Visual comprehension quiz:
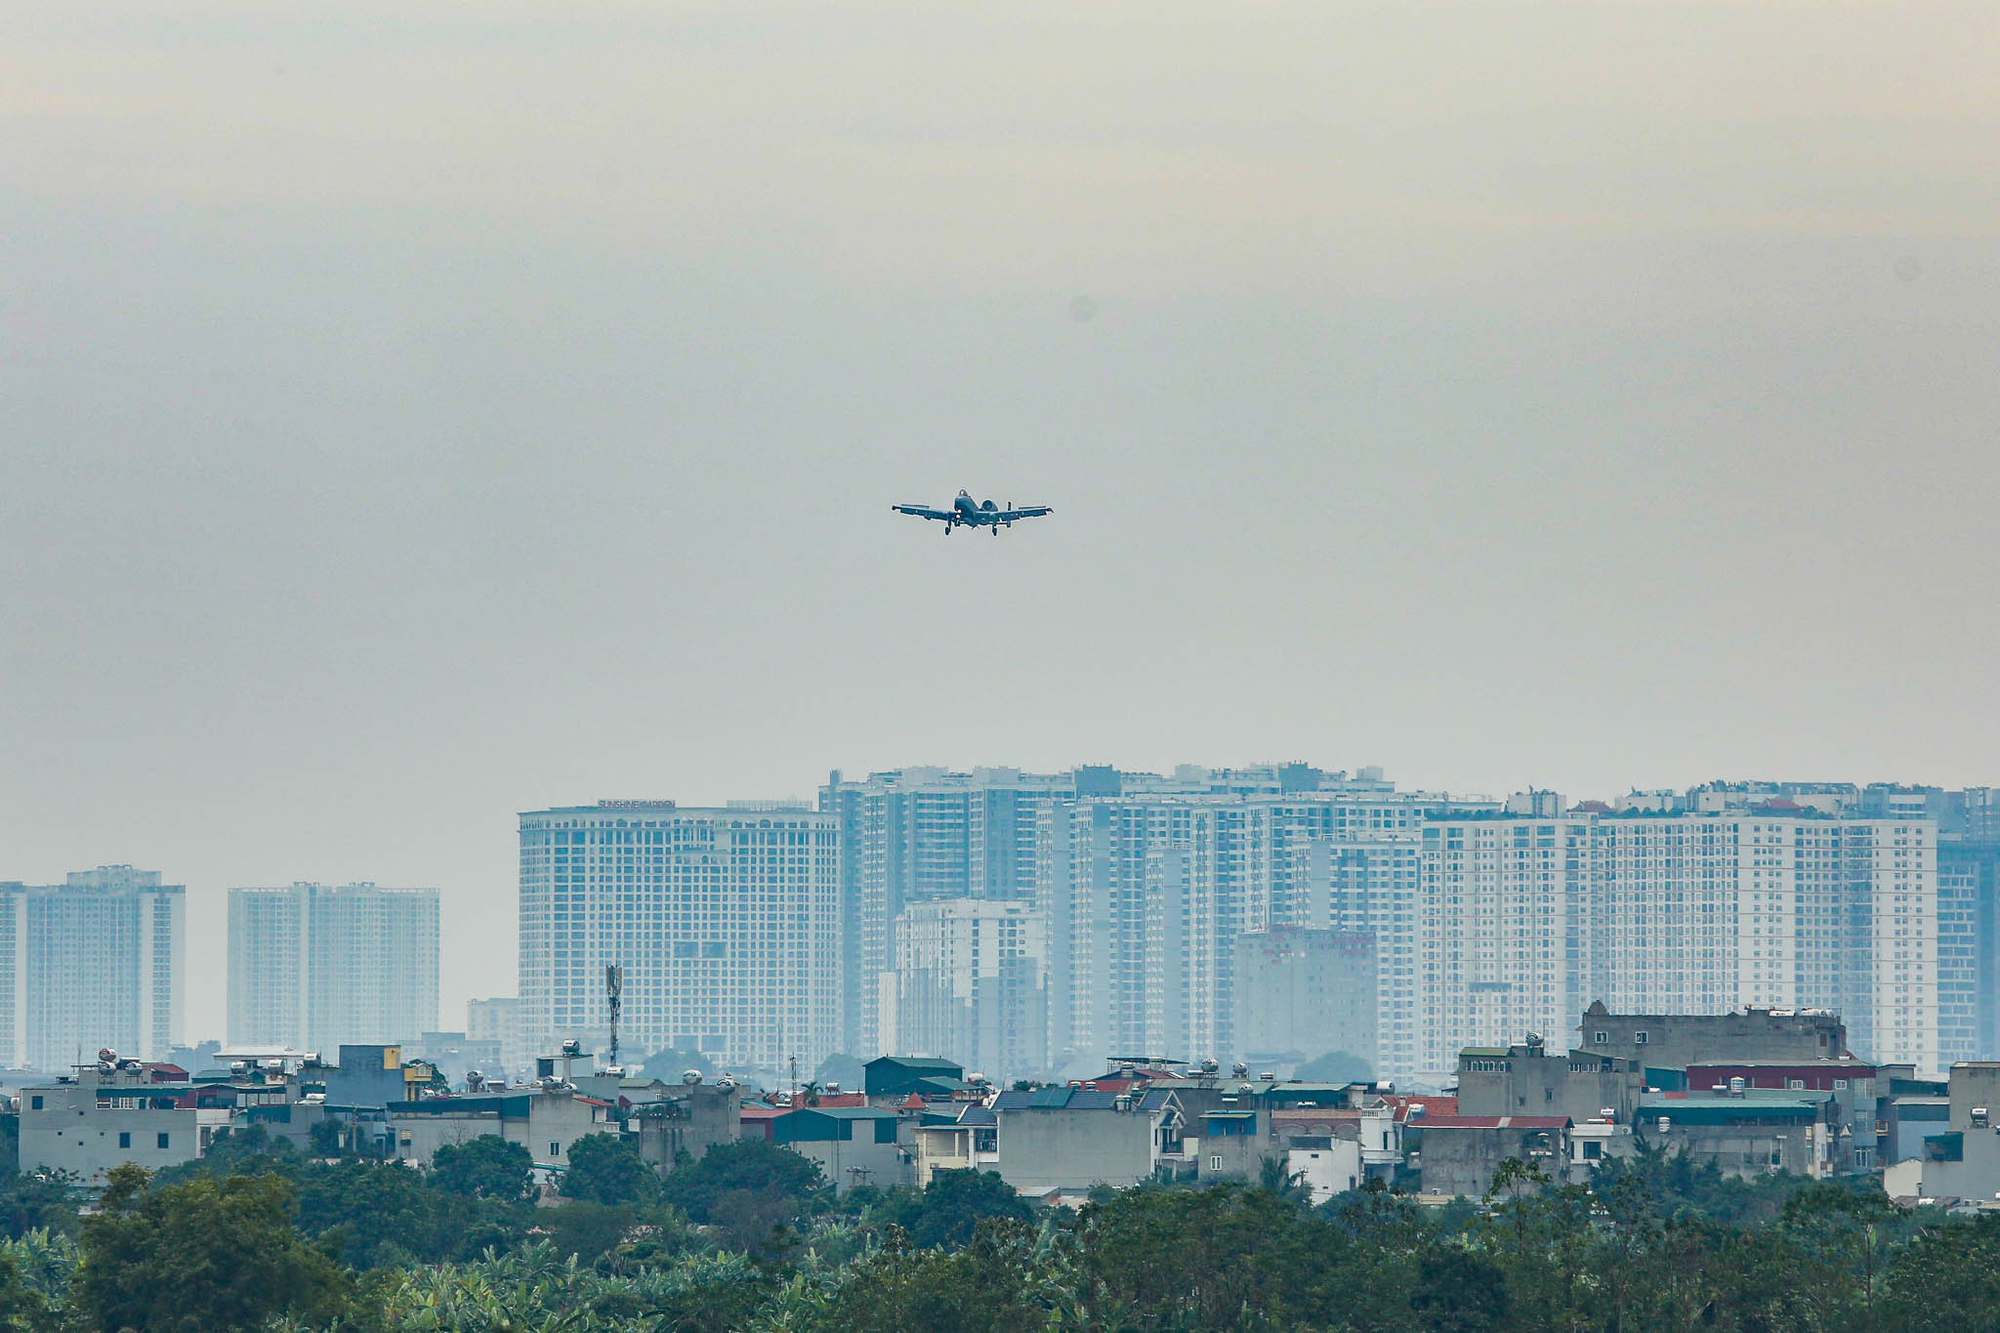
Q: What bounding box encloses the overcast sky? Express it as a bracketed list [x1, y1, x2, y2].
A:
[4, 2, 1998, 1041]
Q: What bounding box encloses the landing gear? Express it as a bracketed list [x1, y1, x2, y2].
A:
[990, 526, 999, 537]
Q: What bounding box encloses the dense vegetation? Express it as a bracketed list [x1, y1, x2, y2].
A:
[0, 1133, 1996, 1330]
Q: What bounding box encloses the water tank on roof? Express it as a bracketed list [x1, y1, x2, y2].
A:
[97, 1048, 117, 1063]
[683, 1070, 702, 1086]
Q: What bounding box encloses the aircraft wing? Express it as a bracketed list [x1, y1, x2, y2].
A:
[997, 505, 1053, 522]
[893, 504, 956, 522]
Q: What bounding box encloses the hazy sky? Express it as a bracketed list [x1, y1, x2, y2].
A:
[4, 2, 1998, 1040]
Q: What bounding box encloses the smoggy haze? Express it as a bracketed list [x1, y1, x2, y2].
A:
[4, 2, 1998, 1039]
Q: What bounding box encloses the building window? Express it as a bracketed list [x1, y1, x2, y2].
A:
[1593, 1031, 1609, 1045]
[118, 1132, 131, 1149]
[1634, 1032, 1649, 1046]
[1209, 1155, 1223, 1171]
[157, 1133, 170, 1150]
[551, 1142, 561, 1157]
[28, 1096, 41, 1111]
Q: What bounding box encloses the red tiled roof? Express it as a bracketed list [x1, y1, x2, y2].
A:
[1389, 1094, 1458, 1121]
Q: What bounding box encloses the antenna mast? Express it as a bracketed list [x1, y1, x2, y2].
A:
[605, 963, 624, 1068]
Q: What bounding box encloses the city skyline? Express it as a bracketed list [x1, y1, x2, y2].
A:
[7, 2, 1999, 1064]
[3, 764, 1984, 1064]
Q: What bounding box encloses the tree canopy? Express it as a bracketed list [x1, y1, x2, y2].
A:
[430, 1133, 535, 1202]
[76, 1165, 353, 1333]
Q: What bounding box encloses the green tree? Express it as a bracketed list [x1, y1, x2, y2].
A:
[867, 1170, 1032, 1251]
[562, 1133, 662, 1207]
[1293, 1050, 1374, 1083]
[1409, 1247, 1509, 1333]
[641, 1047, 716, 1081]
[430, 1134, 535, 1202]
[192, 1122, 300, 1175]
[0, 1172, 79, 1239]
[1882, 1212, 2000, 1332]
[662, 1137, 828, 1258]
[812, 1052, 867, 1091]
[792, 1221, 1063, 1333]
[76, 1164, 354, 1332]
[1074, 1183, 1366, 1329]
[0, 1245, 45, 1332]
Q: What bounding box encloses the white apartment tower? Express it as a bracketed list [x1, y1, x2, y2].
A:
[518, 802, 841, 1075]
[883, 898, 1049, 1082]
[0, 867, 185, 1070]
[1416, 811, 1939, 1078]
[227, 883, 440, 1053]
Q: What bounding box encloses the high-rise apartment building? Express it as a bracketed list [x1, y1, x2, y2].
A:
[1235, 927, 1376, 1068]
[466, 996, 529, 1078]
[0, 867, 184, 1070]
[518, 802, 840, 1075]
[821, 768, 1074, 1057]
[1936, 839, 1999, 1063]
[804, 770, 1972, 1087]
[883, 898, 1048, 1082]
[1417, 810, 1940, 1078]
[227, 883, 440, 1053]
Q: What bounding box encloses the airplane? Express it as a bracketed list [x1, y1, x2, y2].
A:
[892, 490, 1054, 535]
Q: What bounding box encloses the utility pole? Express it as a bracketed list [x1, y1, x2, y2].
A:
[605, 963, 623, 1069]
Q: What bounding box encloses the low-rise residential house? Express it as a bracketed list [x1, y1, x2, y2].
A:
[322, 1045, 431, 1110]
[1286, 1137, 1365, 1204]
[1891, 1063, 2000, 1205]
[1567, 1116, 1632, 1177]
[989, 1086, 1185, 1202]
[1456, 1039, 1644, 1125]
[1576, 1002, 1849, 1077]
[1684, 1062, 1881, 1172]
[629, 1080, 742, 1171]
[19, 1059, 296, 1183]
[744, 1105, 909, 1190]
[912, 1103, 999, 1186]
[1638, 1093, 1824, 1178]
[1879, 1080, 1952, 1168]
[388, 1088, 614, 1171]
[1410, 1115, 1571, 1197]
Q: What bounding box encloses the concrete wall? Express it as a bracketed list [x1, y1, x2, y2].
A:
[995, 1107, 1156, 1194]
[787, 1136, 911, 1191]
[1643, 1122, 1818, 1180]
[1458, 1051, 1642, 1124]
[1920, 1063, 2000, 1201]
[634, 1085, 741, 1171]
[1418, 1125, 1567, 1197]
[1287, 1139, 1364, 1205]
[1576, 1006, 1845, 1076]
[18, 1082, 233, 1182]
[391, 1093, 600, 1169]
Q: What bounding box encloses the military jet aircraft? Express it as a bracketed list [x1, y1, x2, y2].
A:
[893, 490, 1054, 535]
